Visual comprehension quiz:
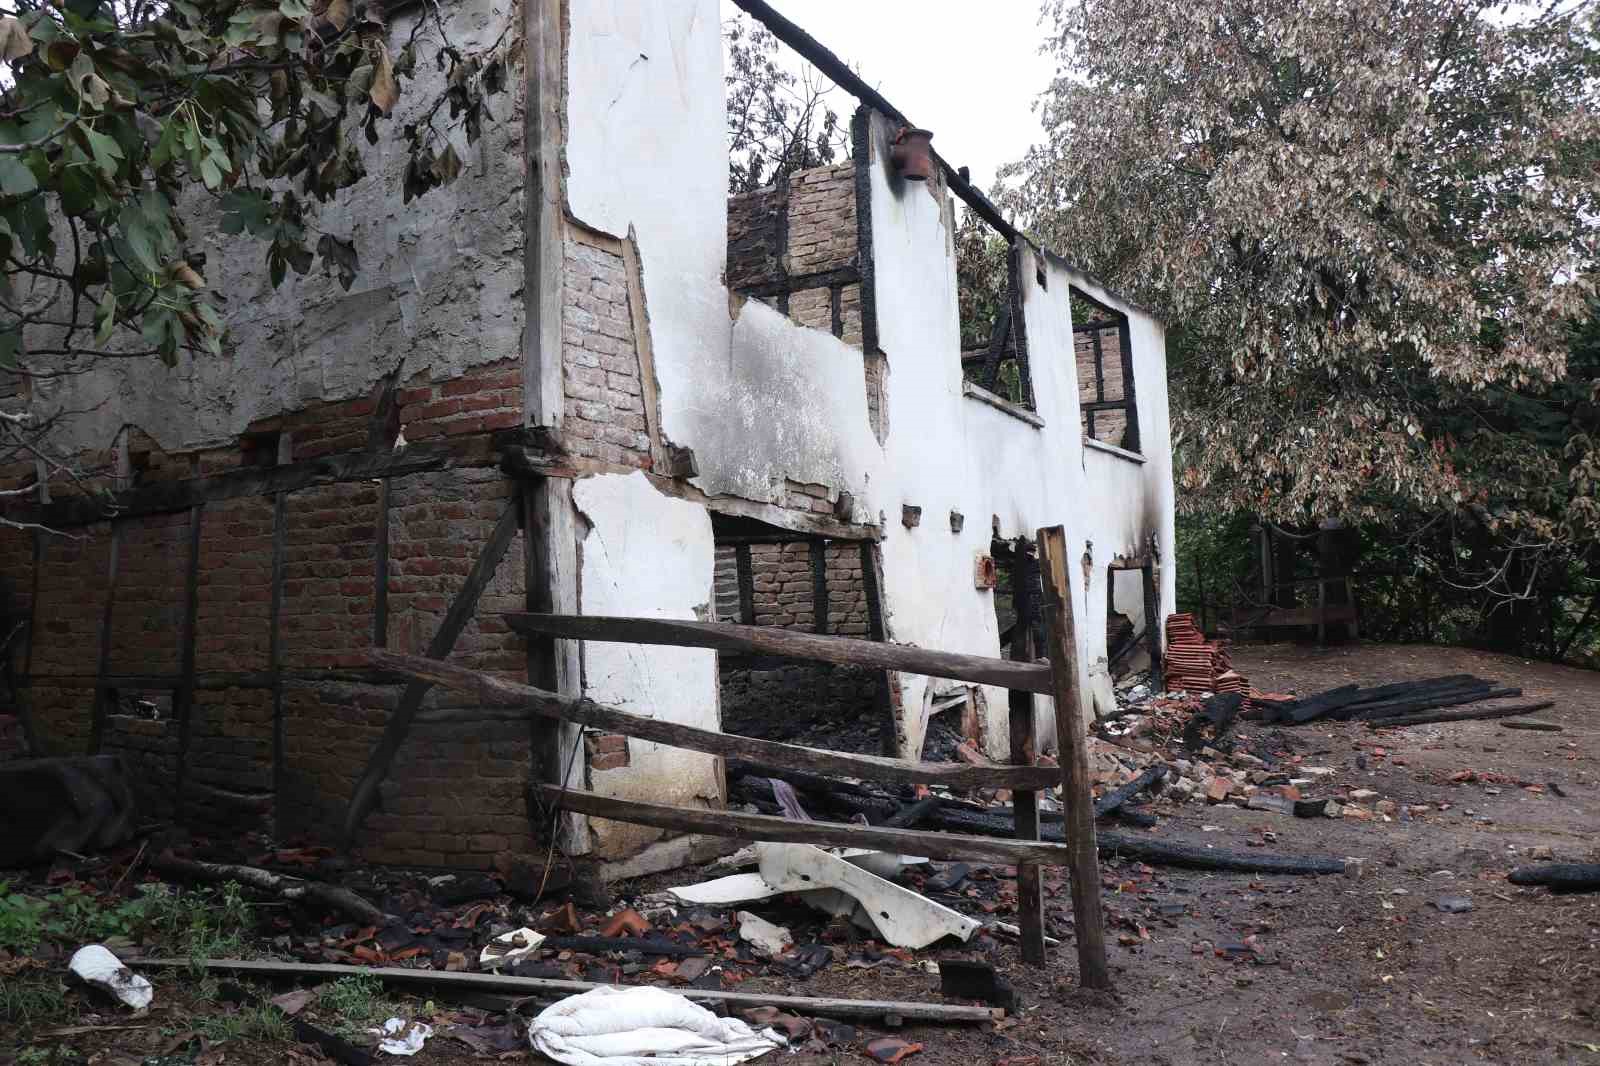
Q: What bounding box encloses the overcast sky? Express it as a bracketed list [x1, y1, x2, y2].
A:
[725, 1, 1060, 191]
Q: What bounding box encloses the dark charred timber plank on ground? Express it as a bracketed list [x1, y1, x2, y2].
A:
[1274, 685, 1362, 725]
[150, 853, 386, 925]
[1093, 764, 1168, 818]
[880, 795, 942, 829]
[503, 613, 1053, 695]
[540, 936, 708, 957]
[131, 958, 1002, 1024]
[372, 650, 1062, 791]
[1499, 720, 1563, 732]
[1352, 685, 1519, 722]
[1342, 675, 1483, 706]
[1508, 863, 1600, 891]
[531, 784, 1083, 866]
[1365, 700, 1554, 729]
[729, 774, 1346, 876]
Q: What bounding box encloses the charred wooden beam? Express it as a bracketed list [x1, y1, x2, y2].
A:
[1365, 699, 1554, 730]
[532, 783, 1080, 866]
[370, 650, 1063, 791]
[503, 613, 1052, 694]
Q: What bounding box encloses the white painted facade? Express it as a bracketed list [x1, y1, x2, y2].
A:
[562, 0, 1175, 835]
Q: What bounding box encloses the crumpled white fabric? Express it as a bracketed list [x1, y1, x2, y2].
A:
[68, 944, 153, 1010]
[529, 986, 785, 1066]
[370, 1017, 433, 1056]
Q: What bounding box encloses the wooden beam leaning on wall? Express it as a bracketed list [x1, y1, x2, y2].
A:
[369, 649, 1063, 791]
[504, 613, 1053, 695]
[340, 498, 524, 847]
[1037, 525, 1111, 991]
[1007, 537, 1046, 965]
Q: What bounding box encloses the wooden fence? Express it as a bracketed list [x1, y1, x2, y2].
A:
[376, 524, 1112, 989]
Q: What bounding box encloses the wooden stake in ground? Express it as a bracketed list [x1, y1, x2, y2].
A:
[1037, 525, 1110, 991]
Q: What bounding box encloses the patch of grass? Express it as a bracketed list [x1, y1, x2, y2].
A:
[0, 881, 48, 953]
[0, 973, 73, 1028]
[194, 1003, 293, 1045]
[140, 881, 253, 974]
[318, 974, 395, 1035]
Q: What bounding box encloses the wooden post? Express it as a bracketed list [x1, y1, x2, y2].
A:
[90, 521, 122, 754]
[735, 544, 756, 625]
[1007, 537, 1046, 965]
[1142, 562, 1162, 681]
[268, 491, 287, 837]
[1036, 525, 1109, 990]
[810, 539, 828, 635]
[174, 505, 204, 819]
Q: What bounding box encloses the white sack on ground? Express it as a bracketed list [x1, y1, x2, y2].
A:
[529, 985, 785, 1066]
[68, 944, 154, 1010]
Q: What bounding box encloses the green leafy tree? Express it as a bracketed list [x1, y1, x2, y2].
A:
[724, 13, 849, 194]
[1005, 0, 1600, 656]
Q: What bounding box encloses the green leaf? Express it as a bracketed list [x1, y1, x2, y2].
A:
[0, 329, 18, 370]
[199, 154, 222, 189]
[150, 119, 181, 169]
[81, 126, 123, 177]
[0, 155, 37, 196]
[94, 289, 116, 344]
[220, 189, 273, 236]
[278, 0, 312, 18]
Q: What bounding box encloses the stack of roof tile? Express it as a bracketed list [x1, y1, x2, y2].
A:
[1162, 613, 1248, 694]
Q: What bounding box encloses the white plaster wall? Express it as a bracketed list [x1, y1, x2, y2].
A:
[571, 471, 721, 859]
[564, 0, 731, 460]
[31, 0, 523, 457]
[559, 2, 1176, 783]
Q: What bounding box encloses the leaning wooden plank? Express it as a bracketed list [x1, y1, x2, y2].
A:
[341, 502, 523, 846]
[371, 650, 1063, 791]
[504, 613, 1053, 695]
[129, 958, 1002, 1024]
[531, 784, 1080, 866]
[1365, 699, 1554, 729]
[1038, 526, 1109, 990]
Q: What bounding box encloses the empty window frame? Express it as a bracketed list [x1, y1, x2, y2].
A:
[958, 217, 1033, 409]
[1072, 289, 1140, 453]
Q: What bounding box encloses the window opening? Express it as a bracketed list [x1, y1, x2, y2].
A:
[958, 217, 1032, 409]
[1072, 288, 1139, 452]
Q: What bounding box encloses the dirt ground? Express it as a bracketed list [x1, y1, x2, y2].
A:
[9, 642, 1600, 1066]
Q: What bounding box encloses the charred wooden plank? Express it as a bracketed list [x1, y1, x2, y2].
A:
[1508, 863, 1600, 891]
[503, 614, 1053, 695]
[1365, 700, 1554, 730]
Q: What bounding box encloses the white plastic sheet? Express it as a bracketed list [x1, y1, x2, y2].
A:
[371, 1018, 433, 1056]
[68, 944, 153, 1010]
[529, 985, 784, 1066]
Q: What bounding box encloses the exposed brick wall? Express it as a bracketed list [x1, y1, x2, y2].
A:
[727, 184, 785, 290]
[195, 496, 275, 673]
[725, 164, 863, 347]
[562, 237, 652, 468]
[785, 164, 857, 275]
[101, 713, 177, 820]
[107, 511, 188, 675]
[1076, 324, 1129, 446]
[281, 482, 381, 671]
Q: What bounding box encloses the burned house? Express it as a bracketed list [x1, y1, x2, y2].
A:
[0, 1, 1174, 871]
